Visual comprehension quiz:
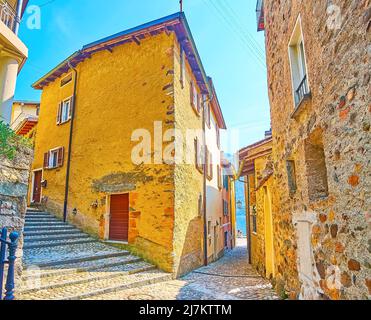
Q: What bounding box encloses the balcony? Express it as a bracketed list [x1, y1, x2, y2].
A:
[256, 0, 265, 32]
[0, 0, 19, 33]
[295, 75, 311, 108]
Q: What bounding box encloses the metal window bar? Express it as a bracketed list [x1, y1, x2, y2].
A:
[295, 75, 309, 107]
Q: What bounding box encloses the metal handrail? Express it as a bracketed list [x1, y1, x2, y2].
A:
[295, 75, 309, 107]
[0, 226, 19, 300]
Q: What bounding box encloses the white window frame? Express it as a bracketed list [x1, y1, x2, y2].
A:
[288, 15, 310, 109]
[48, 148, 59, 169]
[60, 98, 71, 124]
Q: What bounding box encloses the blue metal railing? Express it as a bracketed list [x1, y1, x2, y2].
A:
[0, 227, 19, 300]
[295, 75, 310, 107]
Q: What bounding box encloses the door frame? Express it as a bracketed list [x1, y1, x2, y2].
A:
[30, 168, 43, 204]
[104, 193, 130, 244]
[263, 186, 275, 278]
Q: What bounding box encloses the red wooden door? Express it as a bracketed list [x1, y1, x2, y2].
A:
[109, 194, 129, 242]
[32, 171, 42, 203]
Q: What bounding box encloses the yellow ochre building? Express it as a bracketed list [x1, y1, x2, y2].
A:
[29, 13, 230, 276]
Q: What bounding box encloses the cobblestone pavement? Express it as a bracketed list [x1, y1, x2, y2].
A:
[89, 239, 280, 300]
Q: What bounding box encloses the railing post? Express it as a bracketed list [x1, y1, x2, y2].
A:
[4, 231, 19, 301]
[0, 227, 7, 300]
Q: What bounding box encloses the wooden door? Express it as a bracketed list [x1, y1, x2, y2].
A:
[32, 171, 42, 203]
[109, 194, 129, 242]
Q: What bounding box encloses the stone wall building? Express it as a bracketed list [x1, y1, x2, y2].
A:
[29, 13, 227, 277]
[0, 142, 33, 286]
[258, 0, 370, 299]
[239, 133, 274, 279]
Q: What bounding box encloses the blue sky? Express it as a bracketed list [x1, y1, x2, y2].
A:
[16, 0, 271, 153]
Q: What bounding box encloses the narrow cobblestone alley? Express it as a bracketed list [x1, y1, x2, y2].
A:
[89, 239, 280, 300]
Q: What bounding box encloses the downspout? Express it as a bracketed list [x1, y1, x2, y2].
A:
[14, 0, 24, 35]
[245, 175, 252, 264]
[63, 60, 78, 222]
[202, 96, 208, 266]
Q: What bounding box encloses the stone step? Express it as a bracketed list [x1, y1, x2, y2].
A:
[19, 270, 172, 300]
[27, 208, 44, 212]
[24, 225, 77, 232]
[23, 246, 130, 268]
[24, 229, 83, 237]
[23, 238, 97, 250]
[25, 221, 69, 227]
[25, 216, 62, 222]
[20, 261, 155, 293]
[25, 234, 91, 243]
[22, 254, 143, 280]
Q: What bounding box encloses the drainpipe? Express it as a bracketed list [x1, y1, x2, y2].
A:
[245, 175, 252, 264]
[202, 96, 208, 266]
[14, 0, 24, 35]
[63, 60, 78, 222]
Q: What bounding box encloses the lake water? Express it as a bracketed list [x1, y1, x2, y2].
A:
[235, 180, 247, 237]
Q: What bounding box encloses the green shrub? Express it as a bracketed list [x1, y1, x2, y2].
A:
[0, 121, 31, 160]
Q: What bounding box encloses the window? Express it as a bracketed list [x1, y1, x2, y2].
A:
[194, 138, 203, 173]
[57, 98, 72, 125]
[217, 165, 222, 189]
[223, 175, 229, 191]
[289, 16, 310, 108]
[190, 81, 198, 113]
[204, 102, 211, 128]
[286, 160, 297, 195]
[44, 147, 64, 169]
[216, 126, 220, 149]
[252, 205, 257, 233]
[304, 129, 329, 201]
[207, 221, 211, 235]
[206, 148, 213, 180]
[61, 73, 72, 87]
[223, 200, 229, 216]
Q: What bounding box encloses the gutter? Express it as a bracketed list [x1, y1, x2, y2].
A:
[202, 96, 208, 266]
[63, 60, 78, 222]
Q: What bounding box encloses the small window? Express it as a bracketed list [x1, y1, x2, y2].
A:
[190, 81, 198, 112]
[289, 16, 310, 108]
[49, 150, 58, 168]
[57, 98, 72, 125]
[205, 102, 211, 128]
[44, 147, 64, 169]
[206, 148, 213, 180]
[223, 200, 229, 216]
[216, 127, 220, 149]
[304, 129, 329, 201]
[217, 165, 222, 189]
[286, 160, 297, 195]
[207, 221, 212, 235]
[194, 138, 203, 173]
[223, 175, 229, 191]
[61, 73, 72, 87]
[252, 205, 257, 233]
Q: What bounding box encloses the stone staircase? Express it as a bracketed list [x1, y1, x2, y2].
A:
[18, 208, 172, 300]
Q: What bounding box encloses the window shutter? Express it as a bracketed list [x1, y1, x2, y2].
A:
[43, 152, 49, 168]
[56, 103, 62, 124]
[57, 147, 64, 167]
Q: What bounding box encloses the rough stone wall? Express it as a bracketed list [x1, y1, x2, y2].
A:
[0, 144, 33, 286]
[31, 33, 177, 273]
[173, 40, 204, 276]
[264, 0, 370, 299]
